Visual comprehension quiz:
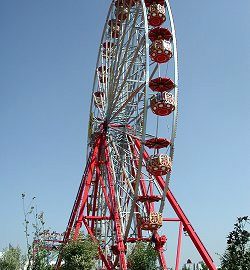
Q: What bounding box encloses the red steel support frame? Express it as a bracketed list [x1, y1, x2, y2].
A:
[130, 138, 168, 270]
[175, 222, 183, 270]
[104, 137, 128, 270]
[55, 138, 101, 269]
[56, 133, 217, 270]
[133, 138, 217, 270]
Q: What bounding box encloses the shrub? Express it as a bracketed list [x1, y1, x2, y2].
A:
[60, 235, 98, 270]
[128, 242, 158, 270]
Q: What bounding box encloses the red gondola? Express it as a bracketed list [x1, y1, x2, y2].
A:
[145, 0, 165, 6]
[149, 77, 175, 92]
[146, 154, 172, 176]
[147, 3, 166, 27]
[150, 92, 175, 116]
[145, 137, 171, 149]
[149, 27, 172, 42]
[138, 212, 163, 230]
[137, 195, 162, 203]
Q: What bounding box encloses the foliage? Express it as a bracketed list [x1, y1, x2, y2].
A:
[60, 235, 98, 270]
[31, 249, 54, 270]
[128, 242, 158, 270]
[0, 246, 25, 270]
[220, 216, 250, 270]
[21, 193, 56, 270]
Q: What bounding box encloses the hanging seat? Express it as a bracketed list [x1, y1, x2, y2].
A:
[145, 0, 165, 5]
[150, 92, 175, 116]
[137, 195, 162, 203]
[145, 137, 171, 149]
[146, 154, 172, 176]
[149, 77, 175, 92]
[145, 0, 166, 27]
[138, 212, 163, 230]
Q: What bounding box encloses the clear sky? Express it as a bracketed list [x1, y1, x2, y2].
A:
[0, 0, 250, 268]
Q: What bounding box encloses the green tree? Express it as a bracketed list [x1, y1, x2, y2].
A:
[128, 242, 158, 270]
[220, 216, 250, 270]
[60, 235, 98, 270]
[0, 246, 25, 270]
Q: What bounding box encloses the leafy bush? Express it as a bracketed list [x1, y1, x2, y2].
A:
[60, 235, 98, 270]
[128, 242, 158, 270]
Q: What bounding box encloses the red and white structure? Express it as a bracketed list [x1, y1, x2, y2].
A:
[56, 0, 217, 269]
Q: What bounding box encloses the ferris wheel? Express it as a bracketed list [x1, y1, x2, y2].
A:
[56, 1, 217, 269]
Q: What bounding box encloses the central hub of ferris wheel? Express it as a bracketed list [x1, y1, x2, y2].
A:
[56, 1, 217, 270]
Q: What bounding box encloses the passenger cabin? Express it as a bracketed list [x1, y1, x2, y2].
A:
[150, 92, 175, 116]
[139, 212, 163, 230]
[145, 0, 166, 27]
[146, 154, 172, 176]
[145, 137, 171, 149]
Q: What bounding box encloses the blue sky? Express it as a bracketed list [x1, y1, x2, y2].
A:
[0, 0, 250, 267]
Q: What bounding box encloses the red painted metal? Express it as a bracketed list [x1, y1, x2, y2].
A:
[96, 165, 112, 212]
[149, 27, 173, 42]
[153, 232, 168, 269]
[163, 217, 180, 222]
[83, 216, 111, 220]
[147, 3, 166, 27]
[145, 137, 171, 149]
[129, 139, 168, 269]
[149, 77, 175, 92]
[150, 92, 176, 116]
[68, 139, 100, 240]
[175, 222, 183, 270]
[129, 140, 152, 213]
[145, 0, 165, 6]
[90, 168, 100, 231]
[56, 133, 217, 270]
[133, 139, 217, 270]
[55, 138, 101, 269]
[165, 190, 217, 270]
[103, 138, 128, 270]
